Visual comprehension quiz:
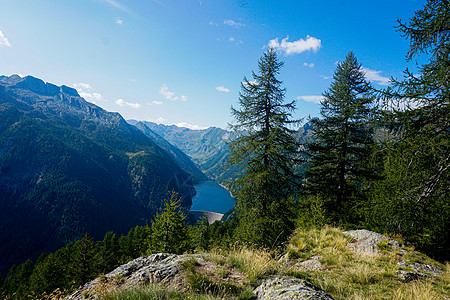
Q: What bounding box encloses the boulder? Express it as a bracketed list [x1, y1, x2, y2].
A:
[343, 229, 401, 254]
[396, 260, 443, 282]
[65, 253, 199, 299]
[254, 275, 334, 300]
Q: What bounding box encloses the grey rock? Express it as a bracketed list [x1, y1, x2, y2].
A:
[254, 275, 334, 300]
[343, 229, 401, 254]
[65, 253, 199, 299]
[396, 260, 443, 282]
[395, 270, 427, 282]
[397, 260, 443, 277]
[295, 256, 324, 272]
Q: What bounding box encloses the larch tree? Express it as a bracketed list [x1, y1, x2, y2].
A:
[305, 51, 378, 224]
[370, 0, 449, 259]
[228, 48, 301, 247]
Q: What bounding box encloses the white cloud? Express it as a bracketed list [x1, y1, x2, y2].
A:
[297, 95, 324, 104]
[175, 122, 208, 130]
[216, 86, 230, 93]
[0, 30, 12, 48]
[303, 62, 314, 68]
[72, 83, 107, 104]
[224, 19, 245, 28]
[73, 83, 92, 90]
[146, 100, 163, 106]
[102, 0, 130, 13]
[268, 35, 321, 55]
[115, 17, 123, 25]
[243, 80, 257, 88]
[320, 75, 331, 80]
[159, 85, 187, 101]
[362, 67, 391, 86]
[209, 21, 219, 26]
[115, 98, 141, 108]
[227, 36, 244, 46]
[148, 117, 168, 124]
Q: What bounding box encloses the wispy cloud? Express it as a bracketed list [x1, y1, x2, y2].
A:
[146, 100, 163, 106]
[216, 86, 230, 93]
[320, 75, 331, 80]
[148, 117, 168, 124]
[224, 19, 245, 28]
[297, 95, 324, 104]
[72, 83, 107, 104]
[116, 98, 141, 108]
[115, 17, 123, 25]
[362, 67, 390, 86]
[175, 122, 208, 130]
[268, 35, 321, 55]
[0, 30, 12, 48]
[159, 85, 187, 101]
[303, 62, 314, 68]
[102, 0, 129, 12]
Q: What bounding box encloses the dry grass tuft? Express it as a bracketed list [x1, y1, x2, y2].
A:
[204, 245, 279, 284]
[284, 226, 449, 300]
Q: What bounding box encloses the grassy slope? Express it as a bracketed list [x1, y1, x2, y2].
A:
[99, 226, 449, 300]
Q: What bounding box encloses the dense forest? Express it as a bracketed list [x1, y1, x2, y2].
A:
[0, 74, 198, 277]
[1, 0, 448, 298]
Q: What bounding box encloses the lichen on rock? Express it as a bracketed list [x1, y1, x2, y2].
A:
[253, 275, 334, 300]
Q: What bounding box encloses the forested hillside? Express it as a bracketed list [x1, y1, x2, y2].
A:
[0, 75, 198, 275]
[129, 121, 241, 184]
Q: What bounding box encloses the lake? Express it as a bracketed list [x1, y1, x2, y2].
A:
[190, 180, 236, 214]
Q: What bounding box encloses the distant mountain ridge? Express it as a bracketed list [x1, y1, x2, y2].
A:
[129, 120, 316, 185]
[128, 121, 207, 183]
[128, 121, 241, 185]
[0, 75, 199, 275]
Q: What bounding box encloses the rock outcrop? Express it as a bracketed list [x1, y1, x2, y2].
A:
[343, 229, 401, 254]
[66, 253, 333, 300]
[254, 275, 334, 300]
[66, 253, 195, 299]
[396, 259, 443, 282]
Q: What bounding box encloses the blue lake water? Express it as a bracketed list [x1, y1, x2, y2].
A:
[190, 181, 236, 214]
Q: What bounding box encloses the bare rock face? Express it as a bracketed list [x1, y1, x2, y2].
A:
[65, 253, 198, 299]
[396, 260, 443, 282]
[254, 275, 334, 300]
[294, 255, 324, 272]
[343, 229, 401, 254]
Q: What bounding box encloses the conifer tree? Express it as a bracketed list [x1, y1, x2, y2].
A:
[149, 192, 189, 254]
[370, 0, 449, 259]
[72, 233, 97, 284]
[305, 51, 377, 224]
[97, 231, 119, 273]
[228, 48, 301, 247]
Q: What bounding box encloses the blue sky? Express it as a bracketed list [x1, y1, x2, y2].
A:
[0, 0, 425, 129]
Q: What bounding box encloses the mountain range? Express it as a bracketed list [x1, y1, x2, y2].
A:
[128, 120, 315, 185]
[128, 121, 241, 185]
[0, 75, 199, 275]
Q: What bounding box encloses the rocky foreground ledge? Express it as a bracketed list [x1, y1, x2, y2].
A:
[66, 229, 446, 299]
[66, 252, 334, 299]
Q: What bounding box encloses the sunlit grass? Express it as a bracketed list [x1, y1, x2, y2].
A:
[204, 244, 279, 284]
[100, 284, 221, 300]
[284, 226, 449, 300]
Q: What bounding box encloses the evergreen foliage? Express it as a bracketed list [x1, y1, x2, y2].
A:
[149, 192, 190, 254]
[228, 48, 301, 247]
[305, 51, 378, 224]
[368, 0, 450, 260]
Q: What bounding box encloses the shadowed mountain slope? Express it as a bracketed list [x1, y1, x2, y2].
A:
[0, 75, 196, 275]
